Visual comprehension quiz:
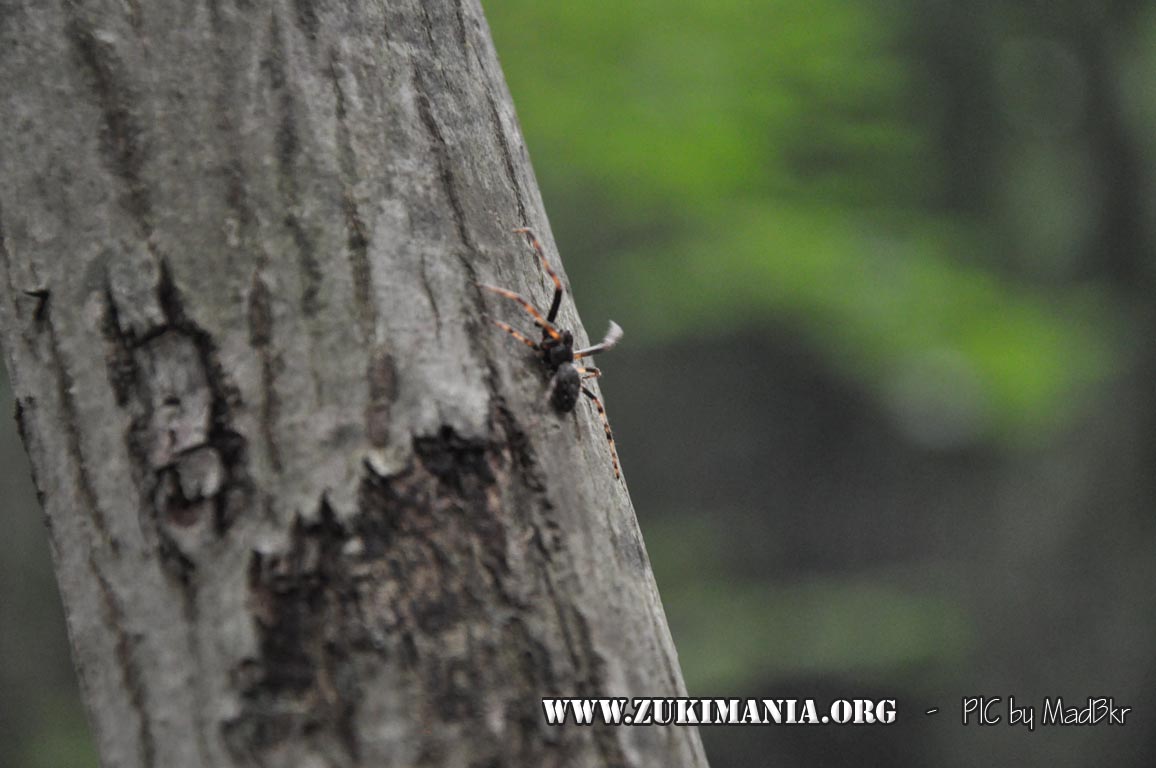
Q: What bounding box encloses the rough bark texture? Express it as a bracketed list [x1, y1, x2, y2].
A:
[0, 1, 708, 766]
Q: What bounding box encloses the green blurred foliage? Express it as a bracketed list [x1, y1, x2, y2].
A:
[0, 373, 96, 768]
[492, 0, 923, 208]
[487, 0, 1119, 444]
[644, 515, 972, 692]
[672, 576, 972, 692]
[18, 695, 98, 768]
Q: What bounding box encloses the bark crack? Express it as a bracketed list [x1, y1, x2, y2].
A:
[452, 0, 470, 55]
[0, 207, 20, 324]
[485, 87, 529, 226]
[419, 252, 443, 338]
[247, 269, 283, 473]
[329, 48, 379, 348]
[414, 86, 475, 254]
[267, 11, 324, 324]
[365, 348, 397, 449]
[42, 291, 116, 552]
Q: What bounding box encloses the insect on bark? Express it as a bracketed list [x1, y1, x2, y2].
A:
[481, 228, 624, 478]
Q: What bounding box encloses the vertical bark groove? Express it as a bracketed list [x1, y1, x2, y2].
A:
[486, 89, 530, 225]
[63, 2, 152, 235]
[92, 558, 157, 768]
[46, 293, 115, 547]
[246, 270, 284, 473]
[330, 51, 379, 348]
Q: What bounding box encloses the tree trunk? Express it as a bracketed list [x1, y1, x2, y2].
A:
[0, 1, 707, 766]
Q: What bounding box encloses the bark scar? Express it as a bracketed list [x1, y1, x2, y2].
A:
[101, 261, 252, 567]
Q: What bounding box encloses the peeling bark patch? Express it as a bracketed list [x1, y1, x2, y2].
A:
[411, 424, 496, 491]
[101, 262, 252, 564]
[230, 501, 361, 766]
[229, 424, 611, 765]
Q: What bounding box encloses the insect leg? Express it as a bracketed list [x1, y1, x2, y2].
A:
[479, 283, 561, 339]
[489, 318, 539, 350]
[581, 385, 620, 480]
[513, 227, 564, 323]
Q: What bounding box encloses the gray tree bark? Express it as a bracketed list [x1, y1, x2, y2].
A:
[0, 1, 707, 766]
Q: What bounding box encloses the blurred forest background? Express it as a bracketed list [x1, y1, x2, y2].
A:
[4, 0, 1156, 765]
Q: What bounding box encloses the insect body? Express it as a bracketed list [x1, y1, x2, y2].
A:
[481, 227, 624, 478]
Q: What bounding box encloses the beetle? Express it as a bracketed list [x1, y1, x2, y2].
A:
[480, 227, 624, 478]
